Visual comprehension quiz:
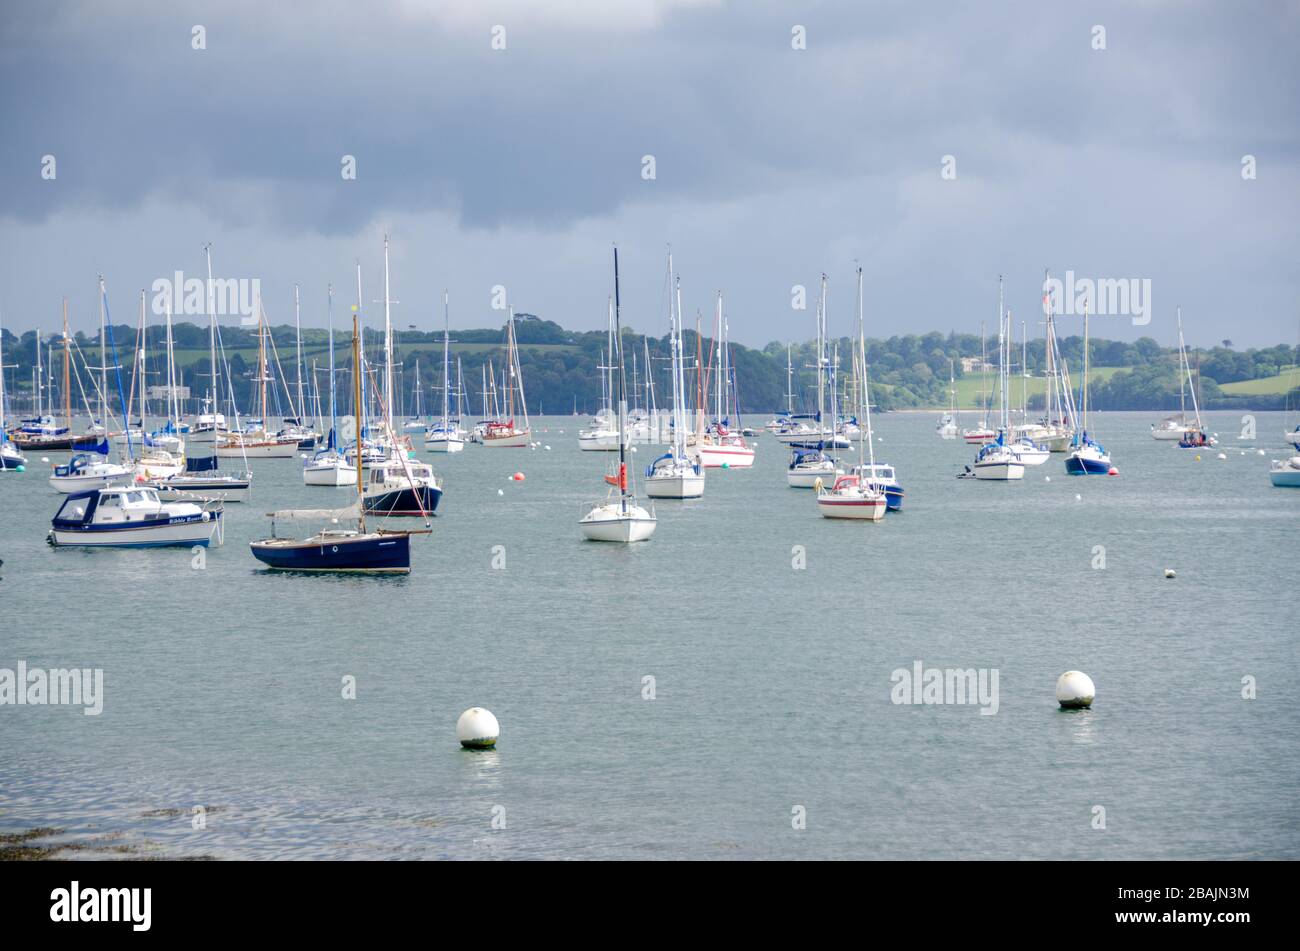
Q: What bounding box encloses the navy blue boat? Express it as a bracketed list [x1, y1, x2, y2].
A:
[249, 529, 411, 573]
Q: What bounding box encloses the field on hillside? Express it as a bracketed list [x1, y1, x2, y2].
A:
[1219, 367, 1299, 396]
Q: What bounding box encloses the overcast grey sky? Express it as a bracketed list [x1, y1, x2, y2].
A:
[2, 0, 1297, 348]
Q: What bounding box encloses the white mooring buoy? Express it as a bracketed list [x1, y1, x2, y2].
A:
[457, 707, 499, 749]
[1164, 568, 1176, 579]
[1056, 671, 1095, 709]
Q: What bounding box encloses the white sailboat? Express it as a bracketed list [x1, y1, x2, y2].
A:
[962, 318, 996, 443]
[425, 292, 466, 453]
[1169, 309, 1216, 448]
[303, 284, 357, 486]
[815, 266, 887, 520]
[936, 359, 959, 438]
[482, 309, 532, 447]
[645, 251, 704, 499]
[1064, 299, 1114, 476]
[581, 247, 657, 541]
[970, 279, 1024, 481]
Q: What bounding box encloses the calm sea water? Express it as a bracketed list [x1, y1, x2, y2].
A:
[1, 411, 1296, 859]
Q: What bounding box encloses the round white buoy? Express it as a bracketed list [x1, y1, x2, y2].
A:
[1056, 671, 1095, 709]
[41, 457, 50, 463]
[630, 446, 637, 453]
[1164, 568, 1176, 579]
[1074, 493, 1082, 501]
[1216, 452, 1226, 460]
[1044, 475, 1051, 482]
[497, 488, 504, 495]
[457, 707, 499, 749]
[544, 445, 551, 451]
[1257, 449, 1266, 456]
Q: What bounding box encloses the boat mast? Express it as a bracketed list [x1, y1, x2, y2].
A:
[673, 269, 688, 464]
[327, 283, 337, 444]
[1081, 299, 1090, 434]
[355, 261, 366, 445]
[63, 298, 71, 428]
[442, 291, 451, 430]
[381, 234, 396, 426]
[858, 265, 875, 471]
[98, 278, 107, 429]
[205, 244, 217, 419]
[294, 283, 305, 422]
[352, 306, 365, 532]
[786, 344, 794, 414]
[613, 246, 628, 514]
[817, 275, 827, 433]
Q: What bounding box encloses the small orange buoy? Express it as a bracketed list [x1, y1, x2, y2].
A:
[1107, 467, 1119, 476]
[512, 472, 526, 481]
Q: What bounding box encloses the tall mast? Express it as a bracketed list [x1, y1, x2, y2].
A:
[205, 244, 217, 418]
[442, 290, 451, 428]
[137, 290, 147, 427]
[294, 283, 305, 421]
[613, 246, 628, 513]
[327, 283, 337, 442]
[381, 234, 396, 424]
[355, 261, 366, 442]
[673, 270, 687, 461]
[857, 265, 875, 470]
[786, 344, 793, 414]
[98, 276, 107, 428]
[1076, 298, 1086, 433]
[63, 298, 71, 427]
[817, 275, 827, 430]
[165, 296, 178, 429]
[352, 307, 365, 530]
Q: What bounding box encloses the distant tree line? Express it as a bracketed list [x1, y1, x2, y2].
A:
[2, 320, 1296, 415]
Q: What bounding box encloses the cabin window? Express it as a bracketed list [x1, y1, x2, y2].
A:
[100, 495, 121, 508]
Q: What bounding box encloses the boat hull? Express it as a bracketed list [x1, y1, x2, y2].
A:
[816, 496, 887, 520]
[482, 429, 530, 448]
[48, 513, 222, 548]
[579, 513, 657, 542]
[151, 478, 251, 503]
[1065, 453, 1111, 475]
[692, 444, 755, 469]
[973, 461, 1025, 480]
[303, 462, 357, 486]
[250, 532, 411, 573]
[424, 436, 466, 453]
[362, 485, 442, 516]
[644, 472, 705, 499]
[217, 440, 300, 458]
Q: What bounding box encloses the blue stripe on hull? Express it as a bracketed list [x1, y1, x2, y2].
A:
[884, 485, 904, 511]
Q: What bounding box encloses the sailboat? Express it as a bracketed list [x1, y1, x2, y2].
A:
[969, 280, 1025, 481]
[580, 247, 658, 541]
[217, 301, 299, 458]
[578, 299, 620, 451]
[788, 300, 842, 486]
[250, 309, 430, 573]
[644, 252, 704, 499]
[686, 292, 757, 466]
[47, 297, 132, 492]
[404, 361, 426, 433]
[936, 360, 959, 438]
[190, 245, 229, 443]
[1170, 311, 1216, 448]
[962, 318, 996, 443]
[303, 284, 357, 486]
[1064, 300, 1114, 476]
[481, 309, 531, 447]
[425, 292, 466, 453]
[1006, 319, 1050, 466]
[815, 267, 887, 520]
[0, 305, 27, 471]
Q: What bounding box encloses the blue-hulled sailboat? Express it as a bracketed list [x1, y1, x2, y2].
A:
[1064, 300, 1115, 476]
[250, 304, 429, 573]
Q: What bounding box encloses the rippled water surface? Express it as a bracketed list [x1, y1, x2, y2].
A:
[1, 411, 1296, 859]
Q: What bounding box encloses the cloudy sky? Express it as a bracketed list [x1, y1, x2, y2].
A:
[2, 0, 1297, 348]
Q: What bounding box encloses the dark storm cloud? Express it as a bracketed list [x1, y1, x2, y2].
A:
[1, 0, 1297, 345]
